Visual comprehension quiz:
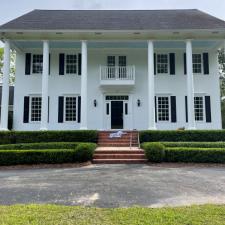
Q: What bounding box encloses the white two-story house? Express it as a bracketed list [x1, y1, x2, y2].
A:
[0, 9, 224, 131]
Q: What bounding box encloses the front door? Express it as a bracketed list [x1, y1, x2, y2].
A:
[111, 101, 123, 129]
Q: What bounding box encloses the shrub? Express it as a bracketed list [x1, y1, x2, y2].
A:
[142, 142, 165, 162]
[0, 149, 76, 166]
[139, 130, 225, 143]
[162, 142, 225, 148]
[165, 147, 225, 163]
[0, 142, 81, 150]
[74, 143, 97, 162]
[0, 130, 98, 144]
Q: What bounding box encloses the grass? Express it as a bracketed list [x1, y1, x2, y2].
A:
[0, 204, 224, 225]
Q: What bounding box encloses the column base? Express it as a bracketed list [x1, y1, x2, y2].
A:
[80, 127, 88, 130]
[148, 126, 157, 130]
[40, 127, 48, 131]
[0, 127, 9, 131]
[187, 126, 196, 130]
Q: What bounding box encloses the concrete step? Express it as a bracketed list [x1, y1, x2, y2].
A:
[93, 159, 148, 164]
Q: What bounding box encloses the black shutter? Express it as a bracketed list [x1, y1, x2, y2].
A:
[59, 54, 65, 75]
[154, 53, 156, 75]
[48, 96, 50, 123]
[49, 54, 51, 75]
[184, 53, 187, 75]
[170, 96, 177, 122]
[205, 96, 212, 122]
[78, 96, 81, 123]
[203, 53, 209, 75]
[23, 96, 29, 123]
[155, 96, 157, 122]
[78, 53, 82, 75]
[169, 53, 175, 75]
[25, 53, 31, 75]
[58, 96, 64, 123]
[185, 96, 188, 122]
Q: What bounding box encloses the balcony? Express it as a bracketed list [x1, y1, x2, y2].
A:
[100, 66, 135, 86]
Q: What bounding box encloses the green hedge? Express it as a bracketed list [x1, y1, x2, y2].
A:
[0, 130, 98, 145]
[139, 130, 225, 143]
[142, 142, 165, 162]
[142, 142, 225, 163]
[0, 142, 81, 150]
[162, 142, 225, 148]
[165, 147, 225, 163]
[0, 143, 97, 166]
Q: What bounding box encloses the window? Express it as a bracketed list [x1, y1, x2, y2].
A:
[66, 54, 77, 74]
[32, 54, 43, 74]
[157, 96, 170, 121]
[30, 97, 42, 122]
[157, 54, 168, 74]
[194, 96, 204, 121]
[193, 54, 202, 74]
[65, 97, 77, 121]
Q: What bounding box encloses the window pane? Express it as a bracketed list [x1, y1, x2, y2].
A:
[194, 96, 204, 121]
[66, 55, 77, 74]
[31, 97, 42, 121]
[65, 97, 77, 121]
[193, 54, 202, 74]
[32, 55, 43, 74]
[157, 54, 168, 74]
[157, 96, 169, 121]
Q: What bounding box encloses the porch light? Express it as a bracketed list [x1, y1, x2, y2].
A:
[137, 99, 141, 107]
[94, 99, 97, 107]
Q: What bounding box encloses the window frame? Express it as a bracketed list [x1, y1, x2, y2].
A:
[156, 95, 171, 123]
[192, 53, 203, 75]
[63, 95, 78, 123]
[29, 95, 42, 123]
[65, 54, 78, 75]
[194, 95, 205, 122]
[156, 53, 169, 75]
[31, 54, 43, 75]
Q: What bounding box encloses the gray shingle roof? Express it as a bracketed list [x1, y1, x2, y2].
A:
[1, 9, 225, 31]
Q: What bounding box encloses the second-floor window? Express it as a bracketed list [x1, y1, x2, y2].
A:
[66, 54, 77, 74]
[157, 54, 168, 74]
[32, 54, 43, 74]
[193, 54, 202, 74]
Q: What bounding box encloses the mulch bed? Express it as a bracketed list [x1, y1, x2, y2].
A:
[0, 161, 92, 170]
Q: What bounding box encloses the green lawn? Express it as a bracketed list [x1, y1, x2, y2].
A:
[0, 204, 225, 225]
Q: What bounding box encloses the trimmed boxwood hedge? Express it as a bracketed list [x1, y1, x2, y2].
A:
[139, 130, 225, 143]
[0, 143, 97, 166]
[161, 142, 225, 148]
[0, 130, 98, 145]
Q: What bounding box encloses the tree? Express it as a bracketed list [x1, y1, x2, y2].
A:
[218, 48, 225, 128]
[0, 48, 16, 84]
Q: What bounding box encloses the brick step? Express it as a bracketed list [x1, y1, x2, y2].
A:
[98, 138, 138, 141]
[98, 141, 138, 144]
[98, 143, 139, 147]
[93, 159, 148, 164]
[94, 154, 146, 159]
[95, 150, 144, 154]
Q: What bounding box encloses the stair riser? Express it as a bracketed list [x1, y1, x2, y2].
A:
[93, 160, 147, 164]
[95, 151, 144, 154]
[98, 144, 139, 147]
[94, 155, 146, 159]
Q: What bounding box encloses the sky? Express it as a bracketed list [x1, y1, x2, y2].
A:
[1, 0, 225, 47]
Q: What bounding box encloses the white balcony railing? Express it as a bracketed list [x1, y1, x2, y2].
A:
[100, 66, 135, 82]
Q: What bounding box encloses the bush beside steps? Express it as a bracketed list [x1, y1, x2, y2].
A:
[141, 142, 225, 163]
[0, 143, 97, 166]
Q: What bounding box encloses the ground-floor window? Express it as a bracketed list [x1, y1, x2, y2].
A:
[30, 96, 42, 122]
[194, 96, 204, 121]
[64, 96, 77, 122]
[157, 96, 170, 122]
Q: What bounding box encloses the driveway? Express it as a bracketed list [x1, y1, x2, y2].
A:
[0, 164, 225, 208]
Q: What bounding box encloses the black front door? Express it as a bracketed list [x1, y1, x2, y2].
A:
[111, 101, 123, 129]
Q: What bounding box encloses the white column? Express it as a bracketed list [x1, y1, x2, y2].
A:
[0, 40, 11, 131]
[80, 40, 88, 130]
[40, 40, 49, 130]
[186, 40, 196, 130]
[147, 40, 156, 130]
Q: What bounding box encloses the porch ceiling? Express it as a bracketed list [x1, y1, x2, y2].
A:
[11, 40, 223, 50]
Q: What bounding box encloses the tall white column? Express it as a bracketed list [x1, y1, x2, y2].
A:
[80, 40, 88, 130]
[186, 40, 196, 130]
[40, 40, 49, 130]
[0, 40, 11, 131]
[147, 40, 156, 130]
